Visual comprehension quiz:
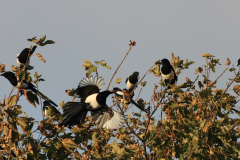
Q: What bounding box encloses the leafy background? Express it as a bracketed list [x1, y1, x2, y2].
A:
[1, 1, 240, 159]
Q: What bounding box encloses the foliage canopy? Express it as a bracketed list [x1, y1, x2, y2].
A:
[1, 36, 240, 159]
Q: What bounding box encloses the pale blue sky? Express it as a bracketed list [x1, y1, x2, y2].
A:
[1, 1, 240, 126]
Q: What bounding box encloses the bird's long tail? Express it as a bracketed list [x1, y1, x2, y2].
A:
[59, 102, 88, 127]
[31, 88, 57, 107]
[130, 98, 149, 113]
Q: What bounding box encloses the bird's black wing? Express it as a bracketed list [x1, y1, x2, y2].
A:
[171, 65, 178, 82]
[77, 85, 100, 100]
[60, 102, 88, 127]
[77, 76, 104, 100]
[125, 77, 129, 84]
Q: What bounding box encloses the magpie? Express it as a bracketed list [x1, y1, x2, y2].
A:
[125, 71, 139, 96]
[43, 101, 61, 118]
[1, 71, 57, 107]
[60, 76, 124, 129]
[161, 58, 178, 88]
[17, 46, 37, 67]
[238, 58, 240, 66]
[113, 87, 149, 113]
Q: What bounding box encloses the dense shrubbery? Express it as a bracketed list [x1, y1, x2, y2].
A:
[1, 36, 240, 159]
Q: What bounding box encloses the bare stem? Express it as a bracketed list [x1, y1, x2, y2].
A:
[7, 88, 14, 99]
[106, 46, 132, 90]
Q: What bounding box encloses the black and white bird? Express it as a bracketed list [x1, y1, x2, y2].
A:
[161, 59, 178, 88]
[125, 71, 139, 96]
[113, 87, 148, 113]
[60, 76, 124, 129]
[17, 46, 37, 67]
[43, 101, 60, 118]
[1, 71, 57, 107]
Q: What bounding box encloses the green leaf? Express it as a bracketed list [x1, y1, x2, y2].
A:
[95, 60, 111, 69]
[26, 65, 34, 70]
[41, 40, 55, 46]
[198, 81, 203, 89]
[27, 36, 37, 42]
[200, 119, 206, 128]
[133, 113, 141, 117]
[229, 68, 236, 72]
[17, 71, 31, 81]
[209, 64, 216, 73]
[92, 132, 97, 140]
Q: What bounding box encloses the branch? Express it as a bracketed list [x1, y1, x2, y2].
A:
[106, 45, 132, 90]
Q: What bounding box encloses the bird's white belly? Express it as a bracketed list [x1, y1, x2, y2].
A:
[127, 80, 136, 89]
[162, 70, 174, 80]
[16, 82, 29, 89]
[85, 93, 101, 109]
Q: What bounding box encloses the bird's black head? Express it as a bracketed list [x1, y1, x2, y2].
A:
[43, 101, 51, 106]
[113, 87, 122, 92]
[1, 71, 16, 80]
[132, 71, 139, 77]
[161, 59, 171, 65]
[101, 90, 113, 96]
[97, 90, 113, 105]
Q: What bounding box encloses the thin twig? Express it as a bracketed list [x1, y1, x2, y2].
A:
[142, 141, 148, 160]
[7, 88, 14, 99]
[106, 46, 132, 90]
[116, 103, 143, 141]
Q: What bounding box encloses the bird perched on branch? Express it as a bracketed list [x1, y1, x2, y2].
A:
[60, 76, 124, 129]
[113, 87, 149, 113]
[1, 71, 57, 106]
[43, 101, 60, 118]
[17, 46, 37, 67]
[125, 71, 139, 96]
[161, 59, 178, 88]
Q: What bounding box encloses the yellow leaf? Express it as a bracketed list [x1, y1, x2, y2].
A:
[115, 78, 121, 84]
[36, 53, 46, 63]
[0, 64, 5, 72]
[225, 58, 231, 66]
[8, 95, 18, 108]
[191, 99, 197, 106]
[62, 138, 79, 152]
